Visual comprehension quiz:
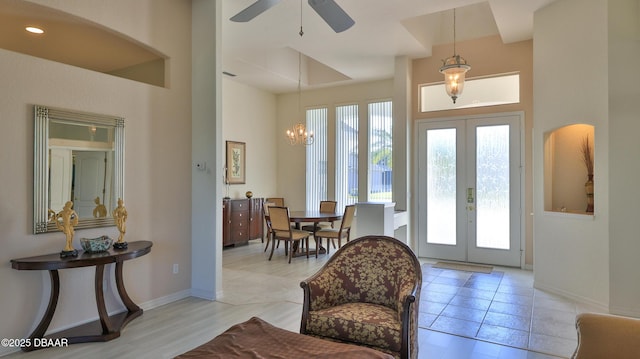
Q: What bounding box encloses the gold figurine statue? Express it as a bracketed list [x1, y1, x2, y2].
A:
[93, 196, 108, 218]
[113, 198, 128, 249]
[52, 201, 79, 257]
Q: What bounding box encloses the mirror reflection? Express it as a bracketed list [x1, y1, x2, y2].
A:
[34, 105, 124, 234]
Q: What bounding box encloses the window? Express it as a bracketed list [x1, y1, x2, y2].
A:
[336, 104, 359, 210]
[305, 107, 328, 211]
[368, 101, 392, 202]
[420, 73, 520, 112]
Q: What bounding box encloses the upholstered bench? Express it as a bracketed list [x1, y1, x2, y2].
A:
[174, 316, 394, 359]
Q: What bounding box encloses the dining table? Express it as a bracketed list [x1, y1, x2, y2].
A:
[287, 210, 343, 257]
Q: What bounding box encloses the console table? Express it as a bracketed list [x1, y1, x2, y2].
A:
[11, 240, 152, 351]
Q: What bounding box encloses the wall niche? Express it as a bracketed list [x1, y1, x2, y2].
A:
[544, 124, 595, 214]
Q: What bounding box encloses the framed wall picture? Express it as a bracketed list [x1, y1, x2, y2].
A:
[225, 141, 246, 184]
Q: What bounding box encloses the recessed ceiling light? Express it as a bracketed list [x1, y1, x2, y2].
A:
[25, 27, 44, 34]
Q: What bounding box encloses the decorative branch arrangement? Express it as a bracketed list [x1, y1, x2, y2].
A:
[581, 134, 595, 213]
[581, 135, 594, 177]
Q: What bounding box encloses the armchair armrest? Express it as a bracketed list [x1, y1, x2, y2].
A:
[572, 313, 640, 359]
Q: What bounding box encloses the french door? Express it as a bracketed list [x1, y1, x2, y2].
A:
[416, 113, 523, 267]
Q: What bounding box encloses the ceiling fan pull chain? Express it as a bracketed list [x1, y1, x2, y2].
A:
[299, 0, 304, 37]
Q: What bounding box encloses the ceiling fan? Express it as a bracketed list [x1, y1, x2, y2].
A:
[230, 0, 355, 33]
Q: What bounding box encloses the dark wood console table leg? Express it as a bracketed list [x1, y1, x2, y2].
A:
[114, 260, 143, 326]
[23, 270, 60, 351]
[95, 264, 115, 334]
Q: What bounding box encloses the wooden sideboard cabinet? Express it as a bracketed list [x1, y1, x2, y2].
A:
[223, 198, 263, 246]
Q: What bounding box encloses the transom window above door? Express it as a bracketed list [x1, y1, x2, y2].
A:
[420, 73, 520, 112]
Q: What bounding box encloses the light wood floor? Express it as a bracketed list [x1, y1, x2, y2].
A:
[5, 239, 335, 359]
[5, 239, 571, 359]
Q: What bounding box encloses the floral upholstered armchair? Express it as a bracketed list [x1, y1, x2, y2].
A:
[300, 235, 422, 359]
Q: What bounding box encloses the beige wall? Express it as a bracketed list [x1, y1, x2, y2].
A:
[222, 78, 278, 200]
[0, 1, 192, 353]
[608, 0, 640, 317]
[412, 35, 534, 266]
[533, 0, 610, 309]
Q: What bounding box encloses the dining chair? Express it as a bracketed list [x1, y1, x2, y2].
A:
[265, 197, 285, 207]
[313, 204, 355, 254]
[262, 202, 276, 253]
[268, 206, 312, 263]
[301, 200, 338, 236]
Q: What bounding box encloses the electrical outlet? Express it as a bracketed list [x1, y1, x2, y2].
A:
[172, 263, 179, 274]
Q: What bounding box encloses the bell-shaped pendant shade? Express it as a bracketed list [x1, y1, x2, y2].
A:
[439, 55, 471, 104]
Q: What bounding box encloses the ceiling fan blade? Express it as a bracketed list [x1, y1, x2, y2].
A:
[308, 0, 355, 33]
[230, 0, 281, 22]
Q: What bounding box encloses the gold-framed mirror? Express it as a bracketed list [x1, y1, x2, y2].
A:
[33, 105, 125, 234]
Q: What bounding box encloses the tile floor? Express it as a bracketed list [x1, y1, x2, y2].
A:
[418, 263, 603, 359]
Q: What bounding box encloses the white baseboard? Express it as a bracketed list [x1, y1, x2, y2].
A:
[139, 289, 192, 311]
[534, 281, 609, 312]
[608, 305, 640, 318]
[190, 288, 216, 301]
[523, 263, 533, 271]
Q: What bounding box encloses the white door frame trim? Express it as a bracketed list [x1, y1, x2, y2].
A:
[412, 111, 525, 268]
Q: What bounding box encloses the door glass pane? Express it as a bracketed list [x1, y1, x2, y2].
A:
[476, 125, 510, 249]
[426, 128, 456, 245]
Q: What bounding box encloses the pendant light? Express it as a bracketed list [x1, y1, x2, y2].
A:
[439, 8, 471, 104]
[285, 1, 314, 146]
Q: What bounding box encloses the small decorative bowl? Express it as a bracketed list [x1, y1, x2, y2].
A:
[80, 236, 113, 253]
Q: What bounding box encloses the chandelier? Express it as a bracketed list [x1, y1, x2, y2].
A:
[439, 8, 471, 104]
[285, 1, 314, 146]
